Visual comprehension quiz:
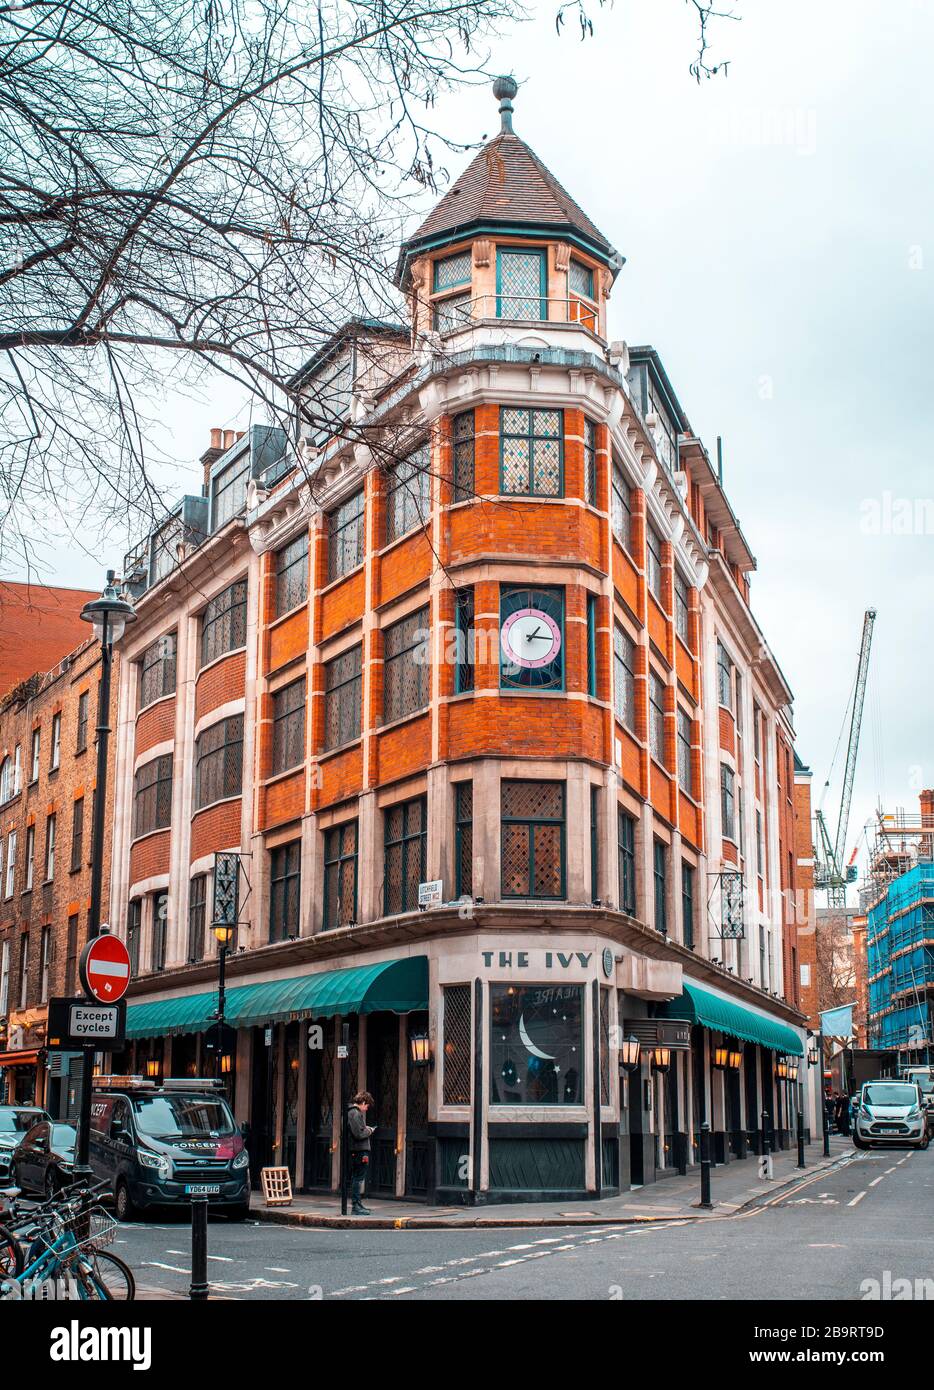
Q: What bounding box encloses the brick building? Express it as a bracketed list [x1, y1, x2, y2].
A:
[105, 80, 813, 1206]
[0, 635, 116, 1112]
[0, 582, 97, 698]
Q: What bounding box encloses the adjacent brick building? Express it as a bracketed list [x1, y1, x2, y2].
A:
[105, 80, 814, 1205]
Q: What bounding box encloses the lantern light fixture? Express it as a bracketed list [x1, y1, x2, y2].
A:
[619, 1035, 642, 1074]
[409, 1031, 433, 1069]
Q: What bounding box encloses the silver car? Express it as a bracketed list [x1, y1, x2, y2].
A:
[0, 1105, 51, 1182]
[853, 1081, 930, 1149]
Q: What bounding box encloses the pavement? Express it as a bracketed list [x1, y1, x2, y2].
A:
[249, 1133, 855, 1229]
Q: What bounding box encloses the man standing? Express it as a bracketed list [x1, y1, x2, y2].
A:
[347, 1090, 376, 1216]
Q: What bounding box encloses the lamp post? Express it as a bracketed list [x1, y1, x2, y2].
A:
[210, 918, 236, 1083]
[74, 571, 136, 1182]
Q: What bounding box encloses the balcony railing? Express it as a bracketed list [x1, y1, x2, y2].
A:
[432, 293, 599, 335]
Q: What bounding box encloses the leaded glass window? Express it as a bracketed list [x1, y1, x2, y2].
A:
[323, 647, 361, 751]
[151, 891, 168, 970]
[442, 984, 472, 1105]
[584, 417, 597, 505]
[195, 716, 243, 808]
[717, 640, 732, 707]
[275, 532, 308, 617]
[646, 523, 663, 602]
[497, 247, 545, 320]
[675, 571, 690, 644]
[569, 258, 595, 299]
[452, 410, 475, 503]
[677, 707, 694, 796]
[127, 899, 141, 974]
[384, 797, 426, 915]
[383, 607, 429, 723]
[433, 250, 471, 291]
[618, 810, 636, 915]
[433, 291, 472, 333]
[386, 443, 431, 543]
[501, 780, 565, 899]
[611, 458, 631, 550]
[328, 490, 365, 581]
[500, 407, 562, 497]
[455, 782, 473, 898]
[454, 588, 475, 694]
[721, 763, 736, 840]
[649, 672, 666, 765]
[210, 450, 250, 530]
[613, 624, 636, 732]
[653, 839, 668, 935]
[269, 841, 301, 941]
[188, 875, 206, 962]
[201, 579, 247, 667]
[271, 678, 306, 772]
[133, 754, 173, 837]
[323, 820, 357, 930]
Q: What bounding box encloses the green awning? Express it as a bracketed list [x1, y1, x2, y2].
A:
[659, 981, 804, 1056]
[125, 957, 428, 1040]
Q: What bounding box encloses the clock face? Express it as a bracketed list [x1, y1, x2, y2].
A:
[501, 608, 562, 669]
[500, 586, 564, 691]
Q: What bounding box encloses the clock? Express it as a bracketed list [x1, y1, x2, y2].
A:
[500, 586, 564, 691]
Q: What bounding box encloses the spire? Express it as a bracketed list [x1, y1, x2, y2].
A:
[492, 75, 518, 135]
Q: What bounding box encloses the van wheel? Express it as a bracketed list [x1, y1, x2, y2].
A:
[918, 1133, 930, 1151]
[114, 1180, 136, 1223]
[852, 1135, 870, 1150]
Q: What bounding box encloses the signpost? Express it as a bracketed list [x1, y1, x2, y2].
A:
[47, 997, 126, 1051]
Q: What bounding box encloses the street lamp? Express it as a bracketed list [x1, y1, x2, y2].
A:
[652, 1046, 671, 1074]
[728, 1047, 743, 1071]
[619, 1036, 642, 1074]
[787, 1059, 799, 1083]
[211, 918, 236, 1084]
[409, 1031, 433, 1068]
[808, 1037, 821, 1067]
[713, 1043, 729, 1070]
[73, 571, 136, 1184]
[776, 1057, 788, 1081]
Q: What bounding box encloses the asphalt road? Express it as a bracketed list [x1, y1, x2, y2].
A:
[119, 1144, 934, 1302]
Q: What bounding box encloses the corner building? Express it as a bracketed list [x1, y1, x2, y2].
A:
[109, 85, 811, 1203]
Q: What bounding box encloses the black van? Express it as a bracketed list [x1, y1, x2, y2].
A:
[89, 1078, 250, 1220]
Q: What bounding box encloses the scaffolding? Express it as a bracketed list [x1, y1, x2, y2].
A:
[863, 814, 934, 1057]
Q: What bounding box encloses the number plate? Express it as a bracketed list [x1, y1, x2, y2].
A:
[185, 1183, 221, 1195]
[878, 1126, 899, 1133]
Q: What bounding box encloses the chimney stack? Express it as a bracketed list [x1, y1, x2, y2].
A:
[199, 428, 247, 491]
[920, 789, 934, 826]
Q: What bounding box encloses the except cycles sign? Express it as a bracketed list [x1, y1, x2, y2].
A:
[47, 996, 127, 1050]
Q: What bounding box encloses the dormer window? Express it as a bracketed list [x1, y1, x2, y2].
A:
[496, 247, 545, 321]
[431, 250, 473, 333]
[568, 259, 594, 300]
[433, 251, 471, 292]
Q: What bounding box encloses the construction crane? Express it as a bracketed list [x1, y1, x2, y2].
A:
[813, 608, 877, 906]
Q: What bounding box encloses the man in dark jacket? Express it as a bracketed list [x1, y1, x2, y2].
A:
[348, 1090, 376, 1216]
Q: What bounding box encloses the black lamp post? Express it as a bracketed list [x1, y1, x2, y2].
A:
[74, 571, 136, 1180]
[210, 919, 236, 1082]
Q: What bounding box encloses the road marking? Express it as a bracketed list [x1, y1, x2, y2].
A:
[208, 1254, 234, 1262]
[264, 1266, 291, 1273]
[868, 1175, 885, 1187]
[847, 1191, 867, 1207]
[142, 1261, 190, 1274]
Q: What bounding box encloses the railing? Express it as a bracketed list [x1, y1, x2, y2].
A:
[432, 293, 599, 335]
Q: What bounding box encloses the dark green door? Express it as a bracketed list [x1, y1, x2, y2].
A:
[303, 1022, 336, 1190]
[366, 1015, 398, 1195]
[405, 1010, 431, 1198]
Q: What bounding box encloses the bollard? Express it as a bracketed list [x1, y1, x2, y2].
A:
[189, 1198, 209, 1301]
[699, 1121, 713, 1209]
[761, 1109, 772, 1175]
[796, 1109, 806, 1169]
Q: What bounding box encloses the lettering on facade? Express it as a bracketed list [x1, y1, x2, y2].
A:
[480, 950, 593, 970]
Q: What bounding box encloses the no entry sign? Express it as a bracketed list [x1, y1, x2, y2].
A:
[79, 933, 131, 1004]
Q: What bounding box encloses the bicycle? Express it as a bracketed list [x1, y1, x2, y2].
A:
[0, 1180, 135, 1300]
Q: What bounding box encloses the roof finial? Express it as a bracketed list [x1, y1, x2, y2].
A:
[492, 75, 518, 134]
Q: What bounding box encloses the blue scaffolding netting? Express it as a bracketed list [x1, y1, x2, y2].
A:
[867, 863, 934, 1049]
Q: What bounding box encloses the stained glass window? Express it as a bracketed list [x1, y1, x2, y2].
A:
[500, 407, 562, 497]
[497, 248, 545, 320]
[433, 250, 471, 291]
[328, 490, 365, 581]
[386, 443, 431, 543]
[323, 821, 357, 930]
[452, 410, 475, 503]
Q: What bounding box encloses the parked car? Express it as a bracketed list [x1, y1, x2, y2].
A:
[88, 1077, 250, 1221]
[11, 1121, 77, 1196]
[0, 1106, 51, 1184]
[853, 1081, 930, 1150]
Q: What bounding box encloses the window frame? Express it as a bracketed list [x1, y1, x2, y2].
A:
[454, 781, 473, 899]
[645, 524, 664, 604]
[452, 409, 475, 504]
[454, 587, 475, 695]
[275, 531, 309, 618]
[649, 671, 667, 766]
[50, 712, 61, 770]
[43, 816, 54, 882]
[674, 572, 690, 646]
[271, 677, 307, 772]
[75, 691, 89, 753]
[383, 607, 430, 724]
[323, 820, 358, 930]
[70, 796, 84, 873]
[496, 245, 547, 321]
[195, 715, 244, 810]
[383, 796, 427, 916]
[653, 838, 668, 936]
[618, 809, 636, 916]
[500, 780, 566, 901]
[611, 457, 632, 552]
[188, 874, 206, 962]
[586, 593, 598, 698]
[327, 490, 365, 582]
[323, 649, 362, 753]
[269, 841, 301, 942]
[721, 763, 736, 841]
[613, 624, 636, 732]
[499, 406, 564, 498]
[676, 707, 694, 797]
[681, 862, 695, 949]
[385, 442, 431, 545]
[133, 753, 174, 839]
[583, 417, 597, 506]
[200, 579, 248, 669]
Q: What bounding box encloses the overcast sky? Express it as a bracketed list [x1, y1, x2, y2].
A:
[30, 0, 934, 892]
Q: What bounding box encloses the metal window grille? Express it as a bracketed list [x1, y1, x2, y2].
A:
[151, 891, 168, 970]
[275, 533, 309, 617]
[327, 491, 365, 581]
[455, 782, 473, 898]
[323, 820, 357, 929]
[269, 841, 301, 941]
[195, 716, 244, 809]
[674, 572, 690, 644]
[127, 899, 141, 974]
[501, 780, 565, 899]
[383, 607, 429, 723]
[70, 797, 83, 872]
[76, 692, 89, 752]
[452, 410, 475, 503]
[210, 451, 250, 530]
[323, 649, 361, 751]
[133, 754, 173, 837]
[497, 248, 545, 320]
[442, 983, 472, 1105]
[677, 708, 693, 796]
[721, 763, 736, 840]
[681, 863, 695, 949]
[618, 810, 636, 915]
[613, 624, 635, 732]
[649, 672, 666, 765]
[569, 259, 595, 299]
[383, 797, 426, 915]
[271, 678, 306, 771]
[611, 458, 632, 550]
[385, 443, 431, 543]
[454, 588, 475, 694]
[433, 291, 472, 333]
[583, 417, 597, 505]
[500, 407, 562, 496]
[187, 875, 206, 962]
[139, 633, 176, 708]
[433, 250, 471, 291]
[201, 579, 247, 667]
[653, 840, 667, 935]
[600, 987, 611, 1106]
[646, 524, 663, 601]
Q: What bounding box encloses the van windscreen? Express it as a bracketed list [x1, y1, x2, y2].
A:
[130, 1094, 236, 1139]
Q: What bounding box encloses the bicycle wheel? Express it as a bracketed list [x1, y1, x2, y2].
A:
[74, 1249, 136, 1301]
[0, 1222, 23, 1278]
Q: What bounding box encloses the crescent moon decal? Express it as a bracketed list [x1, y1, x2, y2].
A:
[518, 1013, 555, 1061]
